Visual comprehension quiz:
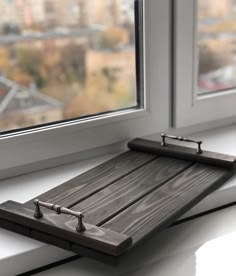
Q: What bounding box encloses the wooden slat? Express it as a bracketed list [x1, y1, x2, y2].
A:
[128, 138, 236, 169]
[72, 157, 192, 226]
[26, 151, 157, 208]
[0, 201, 132, 256]
[0, 214, 121, 265]
[103, 163, 233, 244]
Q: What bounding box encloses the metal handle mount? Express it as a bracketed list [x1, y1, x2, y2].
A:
[33, 199, 86, 233]
[161, 133, 203, 154]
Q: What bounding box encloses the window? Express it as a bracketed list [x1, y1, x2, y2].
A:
[175, 0, 236, 127]
[198, 0, 236, 95]
[0, 0, 171, 178]
[0, 0, 138, 132]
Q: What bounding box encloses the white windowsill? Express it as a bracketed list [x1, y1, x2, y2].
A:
[35, 202, 236, 276]
[0, 153, 120, 276]
[1, 124, 236, 275]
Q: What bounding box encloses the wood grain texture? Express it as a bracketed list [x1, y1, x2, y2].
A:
[72, 157, 192, 226]
[0, 201, 132, 256]
[0, 138, 235, 263]
[26, 151, 157, 209]
[103, 163, 233, 244]
[128, 138, 236, 169]
[0, 216, 124, 264]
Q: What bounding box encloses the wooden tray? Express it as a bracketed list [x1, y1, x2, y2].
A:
[0, 134, 235, 264]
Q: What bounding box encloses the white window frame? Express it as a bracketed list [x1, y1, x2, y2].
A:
[174, 0, 236, 128]
[0, 0, 171, 179]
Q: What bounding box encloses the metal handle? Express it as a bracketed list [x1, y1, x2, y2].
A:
[33, 199, 86, 233]
[161, 133, 203, 154]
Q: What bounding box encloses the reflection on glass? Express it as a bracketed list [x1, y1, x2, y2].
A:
[198, 0, 236, 94]
[0, 0, 137, 132]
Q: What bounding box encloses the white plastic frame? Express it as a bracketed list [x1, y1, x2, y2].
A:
[174, 0, 236, 128]
[0, 0, 172, 179]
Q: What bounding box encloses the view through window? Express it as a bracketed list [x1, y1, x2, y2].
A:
[198, 0, 236, 94]
[0, 0, 137, 132]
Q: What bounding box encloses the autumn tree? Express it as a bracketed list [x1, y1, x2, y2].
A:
[102, 67, 118, 93]
[97, 28, 125, 50]
[16, 47, 45, 87]
[64, 70, 133, 120]
[61, 43, 86, 85]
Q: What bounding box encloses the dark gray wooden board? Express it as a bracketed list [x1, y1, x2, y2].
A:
[0, 201, 132, 256]
[71, 157, 192, 226]
[128, 138, 236, 169]
[25, 150, 157, 209]
[103, 162, 232, 243]
[0, 138, 235, 265]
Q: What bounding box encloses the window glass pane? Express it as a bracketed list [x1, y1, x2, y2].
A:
[198, 0, 236, 94]
[0, 0, 139, 132]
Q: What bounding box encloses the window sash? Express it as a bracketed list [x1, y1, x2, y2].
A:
[0, 0, 171, 179]
[174, 0, 236, 128]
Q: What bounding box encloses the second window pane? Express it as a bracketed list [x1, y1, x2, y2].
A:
[198, 0, 236, 94]
[0, 0, 138, 132]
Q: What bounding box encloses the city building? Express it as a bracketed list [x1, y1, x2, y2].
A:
[0, 0, 20, 27]
[86, 47, 135, 86]
[78, 0, 122, 27]
[199, 0, 234, 17]
[0, 75, 63, 131]
[0, 0, 128, 31]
